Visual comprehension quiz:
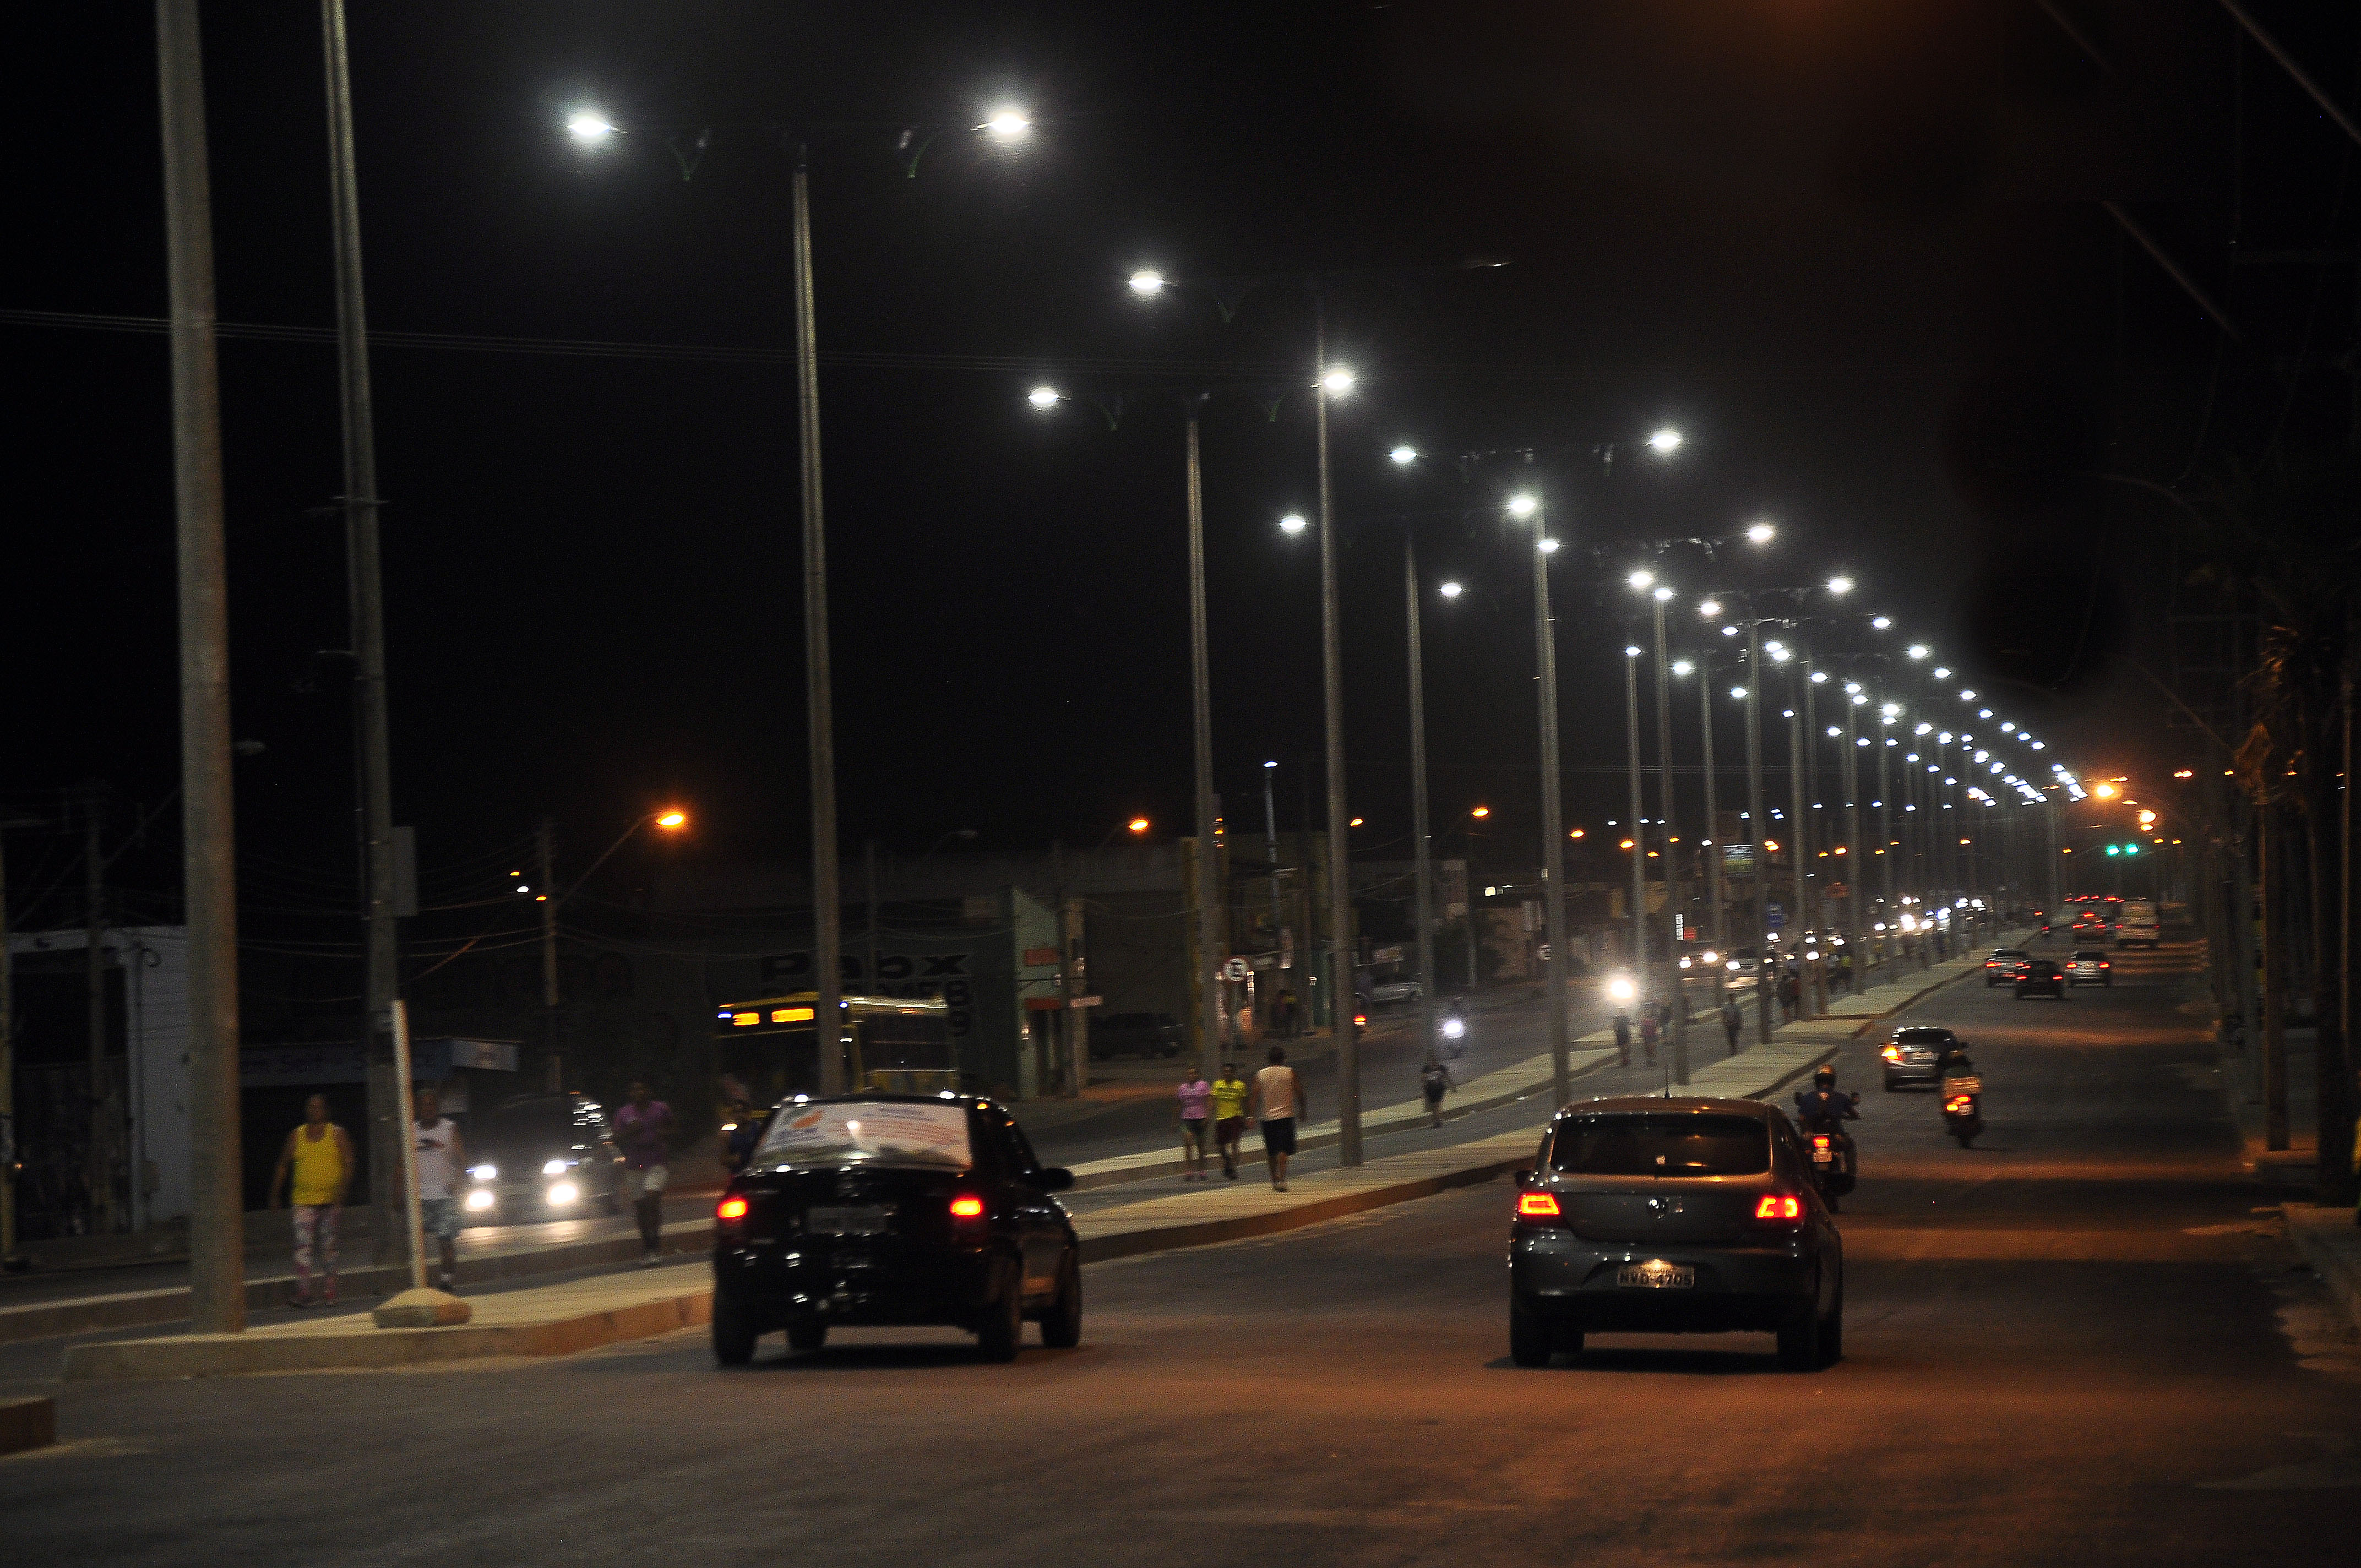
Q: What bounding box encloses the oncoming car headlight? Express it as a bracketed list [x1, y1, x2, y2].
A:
[1441, 1018, 1466, 1040]
[464, 1187, 497, 1212]
[547, 1182, 580, 1207]
[467, 1164, 496, 1182]
[542, 1158, 568, 1176]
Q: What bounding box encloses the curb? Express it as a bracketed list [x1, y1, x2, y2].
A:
[2283, 1203, 2361, 1335]
[61, 1289, 712, 1381]
[1079, 1151, 1527, 1265]
[0, 1395, 57, 1455]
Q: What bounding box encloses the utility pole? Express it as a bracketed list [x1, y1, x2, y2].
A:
[1787, 696, 1811, 1019]
[1, 819, 24, 1264]
[1528, 519, 1573, 1105]
[1405, 540, 1441, 1081]
[1624, 647, 1649, 1003]
[1185, 407, 1222, 1077]
[537, 818, 558, 1088]
[1876, 704, 1896, 971]
[866, 839, 880, 1003]
[1798, 649, 1825, 1016]
[1696, 664, 1730, 1037]
[1649, 596, 1687, 1083]
[158, 0, 245, 1334]
[1842, 695, 1864, 994]
[1745, 623, 1772, 1043]
[86, 789, 113, 1233]
[1314, 299, 1359, 1166]
[321, 0, 404, 1255]
[791, 144, 844, 1097]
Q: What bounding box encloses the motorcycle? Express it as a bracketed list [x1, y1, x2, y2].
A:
[1804, 1130, 1856, 1210]
[1941, 1073, 1984, 1147]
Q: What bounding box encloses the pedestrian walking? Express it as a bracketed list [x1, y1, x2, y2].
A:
[1249, 1045, 1306, 1192]
[1177, 1065, 1212, 1181]
[1612, 1011, 1633, 1069]
[1210, 1062, 1250, 1179]
[614, 1078, 674, 1265]
[1277, 988, 1301, 1038]
[411, 1085, 465, 1292]
[268, 1093, 353, 1307]
[1638, 1008, 1660, 1065]
[1420, 1059, 1450, 1128]
[1721, 998, 1743, 1056]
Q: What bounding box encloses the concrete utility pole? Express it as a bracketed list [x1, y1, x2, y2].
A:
[790, 144, 845, 1098]
[86, 790, 112, 1233]
[1842, 694, 1864, 994]
[1624, 648, 1649, 1001]
[1527, 518, 1573, 1106]
[1405, 540, 1441, 1081]
[1314, 301, 1359, 1166]
[537, 818, 558, 1087]
[1649, 596, 1687, 1084]
[1744, 623, 1772, 1044]
[321, 0, 404, 1252]
[1, 820, 24, 1264]
[1787, 696, 1811, 1021]
[1184, 407, 1222, 1076]
[157, 0, 246, 1334]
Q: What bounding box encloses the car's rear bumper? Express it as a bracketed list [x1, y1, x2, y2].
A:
[1510, 1231, 1816, 1332]
[714, 1242, 997, 1330]
[1883, 1063, 1940, 1086]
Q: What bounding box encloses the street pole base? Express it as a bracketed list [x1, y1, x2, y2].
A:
[372, 1287, 472, 1328]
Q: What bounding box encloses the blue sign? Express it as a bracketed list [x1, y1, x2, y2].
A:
[1766, 903, 1787, 930]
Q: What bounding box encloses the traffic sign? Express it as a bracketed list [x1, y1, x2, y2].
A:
[1766, 903, 1787, 930]
[1220, 957, 1249, 982]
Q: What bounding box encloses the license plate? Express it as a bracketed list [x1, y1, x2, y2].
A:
[1946, 1076, 1982, 1095]
[1616, 1261, 1695, 1289]
[804, 1205, 891, 1235]
[1811, 1147, 1833, 1164]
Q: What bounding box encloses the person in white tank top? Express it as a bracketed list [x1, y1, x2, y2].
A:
[411, 1086, 467, 1291]
[1249, 1046, 1307, 1191]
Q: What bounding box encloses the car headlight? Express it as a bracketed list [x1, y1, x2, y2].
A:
[547, 1182, 580, 1206]
[464, 1187, 497, 1212]
[542, 1158, 569, 1176]
[1441, 1018, 1466, 1039]
[467, 1164, 497, 1182]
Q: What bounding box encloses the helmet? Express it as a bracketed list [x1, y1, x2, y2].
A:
[1813, 1065, 1836, 1086]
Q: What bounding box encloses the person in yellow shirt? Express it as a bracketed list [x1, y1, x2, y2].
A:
[1209, 1063, 1252, 1182]
[270, 1095, 355, 1308]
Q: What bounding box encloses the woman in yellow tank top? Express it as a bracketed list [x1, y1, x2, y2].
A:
[270, 1095, 354, 1306]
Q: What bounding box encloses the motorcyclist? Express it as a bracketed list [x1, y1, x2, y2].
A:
[1792, 1065, 1860, 1180]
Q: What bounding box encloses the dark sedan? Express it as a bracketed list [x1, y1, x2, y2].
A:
[1507, 1097, 1844, 1371]
[2015, 959, 2069, 999]
[711, 1095, 1082, 1364]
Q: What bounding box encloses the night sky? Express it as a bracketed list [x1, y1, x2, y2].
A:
[5, 1, 2354, 924]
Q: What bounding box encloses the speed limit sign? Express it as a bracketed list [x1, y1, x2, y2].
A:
[1221, 957, 1249, 982]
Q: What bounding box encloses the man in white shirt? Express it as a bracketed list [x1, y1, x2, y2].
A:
[412, 1085, 466, 1292]
[1249, 1046, 1307, 1192]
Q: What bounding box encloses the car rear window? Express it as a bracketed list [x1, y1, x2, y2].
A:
[1549, 1113, 1770, 1177]
[752, 1100, 973, 1169]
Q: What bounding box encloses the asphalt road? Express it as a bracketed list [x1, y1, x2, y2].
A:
[7, 934, 2354, 1566]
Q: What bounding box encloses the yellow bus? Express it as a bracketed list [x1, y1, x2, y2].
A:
[713, 993, 961, 1103]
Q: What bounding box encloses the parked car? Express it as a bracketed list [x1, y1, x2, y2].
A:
[1983, 949, 2030, 986]
[1369, 978, 1423, 1006]
[1507, 1097, 1844, 1370]
[1087, 1012, 1184, 1059]
[710, 1094, 1082, 1364]
[2067, 949, 2112, 987]
[460, 1092, 621, 1225]
[1879, 1025, 1957, 1091]
[2015, 958, 2069, 999]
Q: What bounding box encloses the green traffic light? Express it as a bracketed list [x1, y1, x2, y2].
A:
[2104, 845, 2120, 857]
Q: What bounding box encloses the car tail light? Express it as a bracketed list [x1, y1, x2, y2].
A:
[1881, 1044, 1901, 1062]
[1755, 1194, 1803, 1222]
[1516, 1191, 1561, 1219]
[949, 1195, 986, 1219]
[1810, 1135, 1830, 1150]
[1945, 1095, 1974, 1114]
[715, 1196, 749, 1221]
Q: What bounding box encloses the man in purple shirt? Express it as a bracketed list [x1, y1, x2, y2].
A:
[614, 1080, 673, 1265]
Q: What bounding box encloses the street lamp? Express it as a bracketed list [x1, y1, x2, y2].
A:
[982, 108, 1032, 140]
[1745, 521, 1777, 546]
[1649, 427, 1685, 454]
[1389, 444, 1418, 466]
[565, 110, 618, 144]
[1630, 571, 1688, 1084]
[1279, 512, 1309, 535]
[1027, 385, 1061, 410]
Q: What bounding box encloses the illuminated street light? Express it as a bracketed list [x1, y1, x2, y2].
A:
[1127, 269, 1166, 296]
[1870, 616, 1891, 630]
[1027, 385, 1060, 410]
[566, 110, 618, 144]
[1320, 367, 1356, 395]
[1539, 538, 1562, 553]
[1932, 666, 1950, 679]
[1506, 493, 1539, 520]
[1746, 521, 1776, 545]
[1129, 816, 1150, 834]
[982, 109, 1033, 140]
[1471, 805, 1490, 818]
[1626, 568, 1655, 589]
[1389, 444, 1418, 465]
[1907, 644, 1929, 659]
[655, 810, 689, 831]
[1439, 580, 1464, 598]
[1698, 598, 1722, 617]
[1279, 513, 1308, 535]
[1826, 575, 1854, 595]
[1649, 427, 1684, 454]
[1652, 584, 1673, 602]
[1671, 660, 1694, 677]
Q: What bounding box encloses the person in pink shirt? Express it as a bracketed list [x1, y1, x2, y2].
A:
[1176, 1067, 1212, 1182]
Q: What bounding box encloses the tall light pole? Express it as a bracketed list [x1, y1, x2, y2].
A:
[572, 106, 1031, 1096]
[1623, 644, 1649, 1004]
[1785, 680, 1811, 1015]
[1745, 623, 1772, 1041]
[158, 0, 244, 1334]
[1313, 313, 1359, 1164]
[321, 0, 406, 1248]
[1841, 687, 1865, 993]
[1184, 406, 1222, 1076]
[1404, 539, 1441, 1073]
[1509, 494, 1573, 1106]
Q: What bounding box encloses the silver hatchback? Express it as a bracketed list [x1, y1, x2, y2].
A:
[1880, 1025, 1956, 1090]
[1508, 1097, 1843, 1371]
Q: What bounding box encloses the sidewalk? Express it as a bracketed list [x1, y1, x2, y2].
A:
[58, 1016, 1858, 1381]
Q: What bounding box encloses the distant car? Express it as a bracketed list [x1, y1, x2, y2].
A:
[1880, 1025, 1958, 1091]
[710, 1094, 1081, 1364]
[1369, 978, 1423, 1006]
[1507, 1097, 1844, 1371]
[2072, 911, 2108, 937]
[1088, 1012, 1183, 1059]
[460, 1092, 621, 1225]
[2067, 949, 2112, 987]
[2116, 900, 2161, 948]
[2015, 959, 2068, 999]
[1984, 949, 2030, 986]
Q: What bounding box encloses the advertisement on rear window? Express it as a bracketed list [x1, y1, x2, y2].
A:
[754, 1101, 973, 1169]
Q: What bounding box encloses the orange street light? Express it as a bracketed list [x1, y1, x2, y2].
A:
[1128, 817, 1150, 834]
[1471, 805, 1490, 818]
[655, 809, 689, 831]
[2092, 782, 2118, 799]
[1619, 839, 1636, 850]
[1350, 816, 1366, 827]
[1570, 828, 1586, 839]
